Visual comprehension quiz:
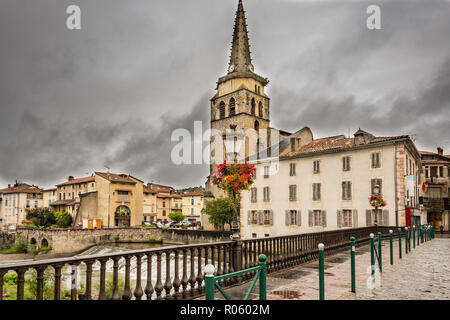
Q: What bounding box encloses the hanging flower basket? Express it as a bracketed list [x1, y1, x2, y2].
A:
[369, 194, 386, 207]
[211, 160, 256, 194]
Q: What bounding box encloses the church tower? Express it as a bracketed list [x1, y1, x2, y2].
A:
[210, 0, 271, 169]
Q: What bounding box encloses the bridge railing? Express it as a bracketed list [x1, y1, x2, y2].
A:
[0, 226, 398, 300]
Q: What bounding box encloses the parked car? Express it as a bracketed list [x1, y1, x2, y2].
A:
[142, 221, 152, 226]
[155, 222, 164, 229]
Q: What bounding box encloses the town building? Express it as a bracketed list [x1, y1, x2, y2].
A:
[241, 129, 422, 238]
[75, 172, 144, 228]
[181, 189, 205, 223]
[143, 184, 158, 223]
[420, 147, 449, 231]
[51, 175, 96, 216]
[206, 1, 423, 237]
[156, 193, 182, 223]
[42, 188, 57, 208]
[0, 182, 43, 230]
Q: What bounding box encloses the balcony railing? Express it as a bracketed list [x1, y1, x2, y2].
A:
[0, 226, 398, 300]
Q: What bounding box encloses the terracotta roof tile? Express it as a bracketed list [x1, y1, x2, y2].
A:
[281, 135, 408, 159]
[0, 183, 43, 194]
[57, 176, 95, 187]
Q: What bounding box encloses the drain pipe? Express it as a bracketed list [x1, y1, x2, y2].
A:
[394, 144, 398, 226]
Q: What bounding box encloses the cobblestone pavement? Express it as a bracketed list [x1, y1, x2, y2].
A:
[214, 236, 449, 300]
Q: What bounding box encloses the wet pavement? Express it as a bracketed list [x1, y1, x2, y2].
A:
[210, 236, 450, 300]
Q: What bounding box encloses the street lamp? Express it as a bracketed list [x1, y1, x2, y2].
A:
[373, 184, 381, 234]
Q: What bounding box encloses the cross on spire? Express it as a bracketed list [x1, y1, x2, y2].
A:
[228, 0, 253, 74]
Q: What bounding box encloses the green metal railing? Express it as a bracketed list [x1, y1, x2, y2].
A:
[205, 254, 267, 300]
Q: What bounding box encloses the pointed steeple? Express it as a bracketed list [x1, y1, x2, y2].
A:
[228, 0, 253, 74]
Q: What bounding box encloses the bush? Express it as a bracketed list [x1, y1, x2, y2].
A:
[12, 236, 28, 254]
[26, 208, 55, 227]
[114, 235, 120, 243]
[3, 273, 18, 285]
[53, 210, 73, 228]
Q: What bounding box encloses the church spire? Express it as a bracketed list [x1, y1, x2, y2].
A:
[228, 0, 254, 74]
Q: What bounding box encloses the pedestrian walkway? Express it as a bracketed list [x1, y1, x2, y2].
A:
[211, 236, 449, 300]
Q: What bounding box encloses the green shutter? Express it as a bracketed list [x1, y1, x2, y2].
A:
[297, 210, 301, 226]
[353, 209, 358, 227]
[285, 210, 290, 226]
[308, 210, 313, 227]
[383, 209, 389, 226]
[248, 211, 252, 225]
[322, 210, 327, 227]
[366, 209, 372, 226]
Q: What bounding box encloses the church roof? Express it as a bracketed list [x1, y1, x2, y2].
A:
[229, 0, 252, 73]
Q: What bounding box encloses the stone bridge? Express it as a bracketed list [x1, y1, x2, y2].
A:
[16, 227, 231, 254]
[0, 231, 15, 250]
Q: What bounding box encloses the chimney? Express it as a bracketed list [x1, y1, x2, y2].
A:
[437, 147, 443, 156]
[68, 176, 74, 181]
[8, 184, 11, 188]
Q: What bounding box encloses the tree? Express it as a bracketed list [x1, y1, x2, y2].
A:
[203, 197, 238, 231]
[26, 208, 55, 227]
[54, 210, 73, 228]
[168, 211, 185, 223]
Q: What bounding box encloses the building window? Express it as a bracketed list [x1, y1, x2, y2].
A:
[289, 185, 297, 201]
[343, 156, 351, 171]
[162, 210, 166, 216]
[371, 152, 381, 168]
[229, 98, 236, 116]
[313, 160, 320, 174]
[251, 98, 255, 115]
[264, 166, 269, 178]
[371, 179, 383, 195]
[251, 188, 257, 203]
[263, 187, 270, 202]
[343, 209, 352, 227]
[289, 163, 296, 176]
[219, 101, 226, 119]
[34, 201, 38, 209]
[26, 200, 30, 209]
[118, 191, 129, 202]
[163, 201, 166, 208]
[429, 188, 441, 200]
[342, 181, 352, 200]
[264, 210, 271, 225]
[258, 101, 263, 118]
[191, 208, 194, 215]
[191, 198, 194, 205]
[286, 210, 299, 226]
[313, 183, 321, 201]
[313, 210, 322, 226]
[251, 211, 258, 224]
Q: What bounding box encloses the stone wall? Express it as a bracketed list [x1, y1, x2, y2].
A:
[16, 228, 231, 254]
[0, 232, 15, 250]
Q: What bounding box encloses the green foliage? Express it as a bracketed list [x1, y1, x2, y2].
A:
[168, 211, 185, 223]
[114, 235, 120, 242]
[26, 269, 55, 300]
[262, 77, 270, 87]
[53, 210, 73, 228]
[203, 197, 237, 230]
[26, 208, 55, 227]
[3, 272, 18, 285]
[102, 275, 125, 299]
[148, 237, 163, 244]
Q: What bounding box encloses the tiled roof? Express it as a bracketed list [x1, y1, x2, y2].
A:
[95, 172, 137, 184]
[0, 183, 43, 194]
[148, 183, 173, 192]
[182, 189, 205, 197]
[157, 193, 182, 199]
[143, 186, 157, 194]
[281, 135, 409, 159]
[57, 176, 95, 187]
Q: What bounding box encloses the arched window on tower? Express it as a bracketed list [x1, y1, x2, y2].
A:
[251, 98, 255, 115]
[229, 98, 236, 116]
[258, 101, 263, 118]
[219, 101, 226, 119]
[254, 120, 259, 131]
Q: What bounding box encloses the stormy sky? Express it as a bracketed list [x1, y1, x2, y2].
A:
[0, 0, 449, 189]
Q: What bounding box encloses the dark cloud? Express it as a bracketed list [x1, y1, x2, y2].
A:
[0, 0, 449, 188]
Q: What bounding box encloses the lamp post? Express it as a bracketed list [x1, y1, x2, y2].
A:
[373, 184, 381, 235]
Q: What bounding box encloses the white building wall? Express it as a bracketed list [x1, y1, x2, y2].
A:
[240, 144, 398, 239]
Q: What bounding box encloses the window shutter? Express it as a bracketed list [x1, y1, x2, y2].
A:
[322, 210, 327, 227]
[270, 210, 274, 225]
[247, 211, 252, 225]
[297, 210, 301, 226]
[285, 210, 290, 226]
[337, 210, 342, 228]
[348, 182, 352, 199]
[318, 184, 321, 200]
[258, 211, 264, 225]
[366, 209, 372, 226]
[308, 210, 313, 227]
[353, 210, 358, 227]
[383, 209, 389, 226]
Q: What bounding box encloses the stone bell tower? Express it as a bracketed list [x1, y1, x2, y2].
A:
[209, 0, 271, 174]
